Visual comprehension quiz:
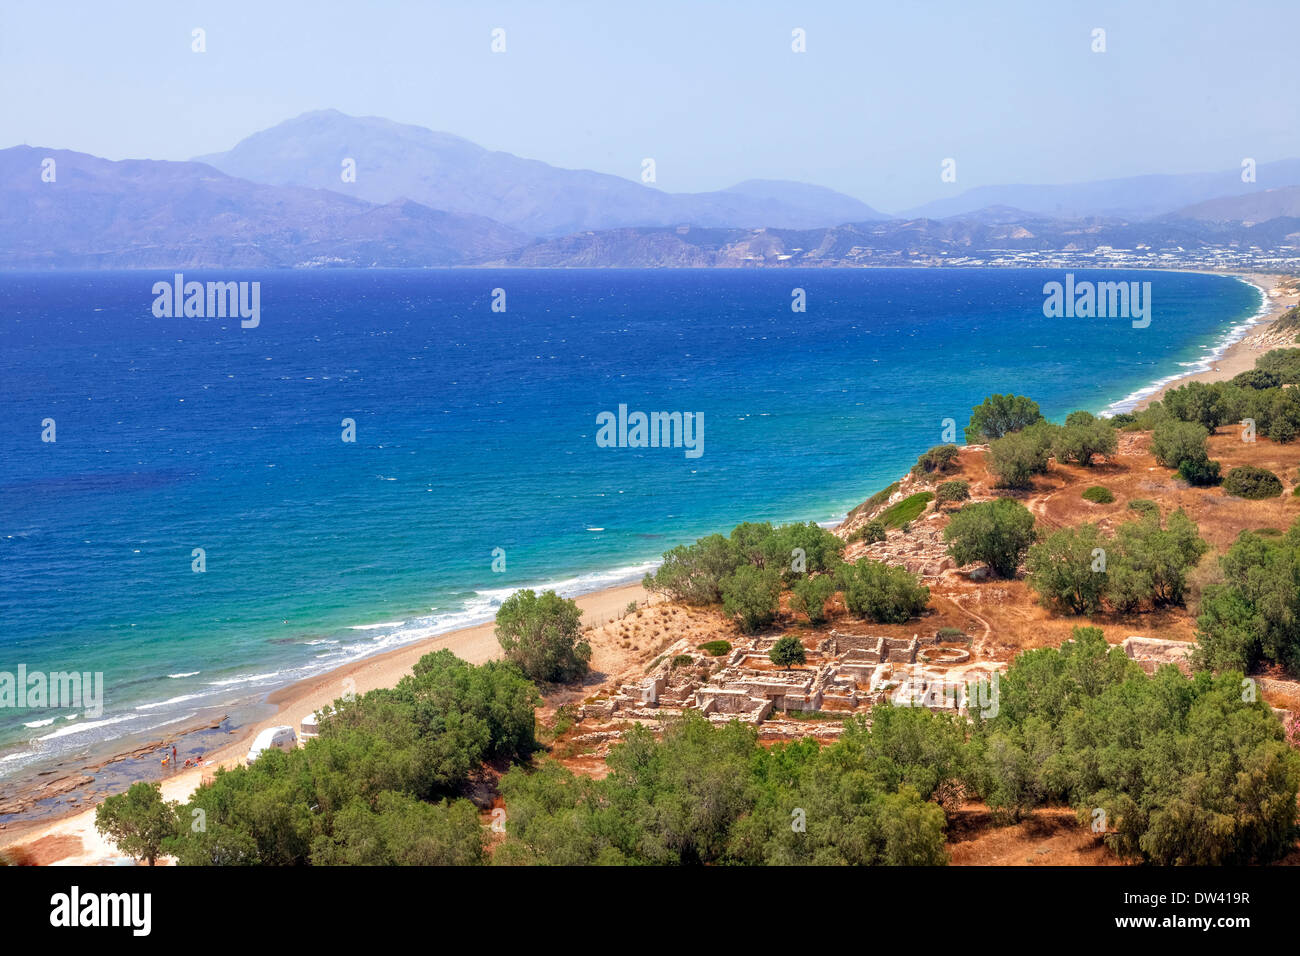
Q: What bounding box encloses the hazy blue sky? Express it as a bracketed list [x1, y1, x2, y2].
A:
[1, 0, 1296, 211]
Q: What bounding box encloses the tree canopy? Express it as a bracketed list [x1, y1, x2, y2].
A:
[965, 394, 1044, 443]
[943, 498, 1037, 578]
[495, 589, 591, 683]
[95, 781, 177, 866]
[165, 651, 537, 865]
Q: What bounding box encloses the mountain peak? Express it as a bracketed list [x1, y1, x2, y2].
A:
[195, 113, 887, 236]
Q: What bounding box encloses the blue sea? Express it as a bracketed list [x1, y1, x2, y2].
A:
[0, 268, 1264, 786]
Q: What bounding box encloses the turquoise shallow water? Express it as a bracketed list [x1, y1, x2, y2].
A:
[0, 267, 1262, 777]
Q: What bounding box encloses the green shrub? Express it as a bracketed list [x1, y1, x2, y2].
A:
[850, 519, 887, 545]
[1150, 420, 1209, 469]
[965, 394, 1045, 442]
[1267, 388, 1300, 443]
[791, 574, 838, 625]
[1111, 509, 1208, 609]
[496, 709, 953, 865]
[935, 627, 967, 641]
[698, 640, 731, 657]
[935, 479, 971, 506]
[1026, 523, 1108, 615]
[768, 635, 807, 669]
[1256, 347, 1300, 385]
[986, 431, 1050, 488]
[165, 650, 535, 866]
[1149, 420, 1220, 485]
[308, 791, 488, 867]
[1125, 402, 1171, 432]
[729, 519, 845, 578]
[1104, 560, 1151, 615]
[730, 521, 776, 568]
[943, 498, 1037, 578]
[1128, 499, 1159, 516]
[496, 589, 592, 683]
[1177, 456, 1222, 486]
[1222, 465, 1283, 500]
[838, 559, 930, 623]
[911, 444, 960, 476]
[765, 521, 846, 578]
[1025, 509, 1208, 616]
[1163, 380, 1231, 432]
[643, 534, 741, 604]
[1195, 517, 1300, 675]
[1021, 420, 1061, 460]
[879, 492, 934, 528]
[1231, 367, 1281, 390]
[1081, 486, 1114, 504]
[972, 627, 1300, 864]
[1054, 415, 1118, 466]
[95, 782, 175, 867]
[720, 565, 783, 634]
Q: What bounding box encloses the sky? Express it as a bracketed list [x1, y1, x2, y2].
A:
[1, 0, 1297, 212]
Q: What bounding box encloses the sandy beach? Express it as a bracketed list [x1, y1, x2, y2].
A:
[0, 580, 648, 864]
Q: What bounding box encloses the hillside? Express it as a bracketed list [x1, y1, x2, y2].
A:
[901, 158, 1300, 221]
[488, 213, 1300, 267]
[1175, 185, 1300, 223]
[0, 146, 528, 268]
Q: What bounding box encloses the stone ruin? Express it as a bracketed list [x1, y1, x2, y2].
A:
[581, 627, 1001, 732]
[1122, 636, 1300, 728]
[1122, 635, 1194, 674]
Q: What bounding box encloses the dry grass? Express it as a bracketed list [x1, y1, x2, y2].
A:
[915, 433, 1300, 667]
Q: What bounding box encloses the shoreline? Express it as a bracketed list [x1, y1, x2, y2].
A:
[1127, 270, 1298, 411]
[0, 580, 650, 858]
[0, 502, 859, 834]
[3, 267, 1293, 862]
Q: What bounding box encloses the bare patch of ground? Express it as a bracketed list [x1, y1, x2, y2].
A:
[947, 804, 1125, 866]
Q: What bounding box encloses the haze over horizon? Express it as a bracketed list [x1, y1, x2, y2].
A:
[2, 0, 1297, 213]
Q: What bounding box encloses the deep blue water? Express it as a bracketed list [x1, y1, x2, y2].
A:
[0, 268, 1262, 773]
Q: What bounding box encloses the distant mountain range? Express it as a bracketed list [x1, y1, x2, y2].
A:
[194, 110, 887, 236]
[486, 215, 1300, 268]
[3, 109, 1300, 269]
[900, 160, 1300, 221]
[1175, 185, 1300, 223]
[0, 146, 525, 268]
